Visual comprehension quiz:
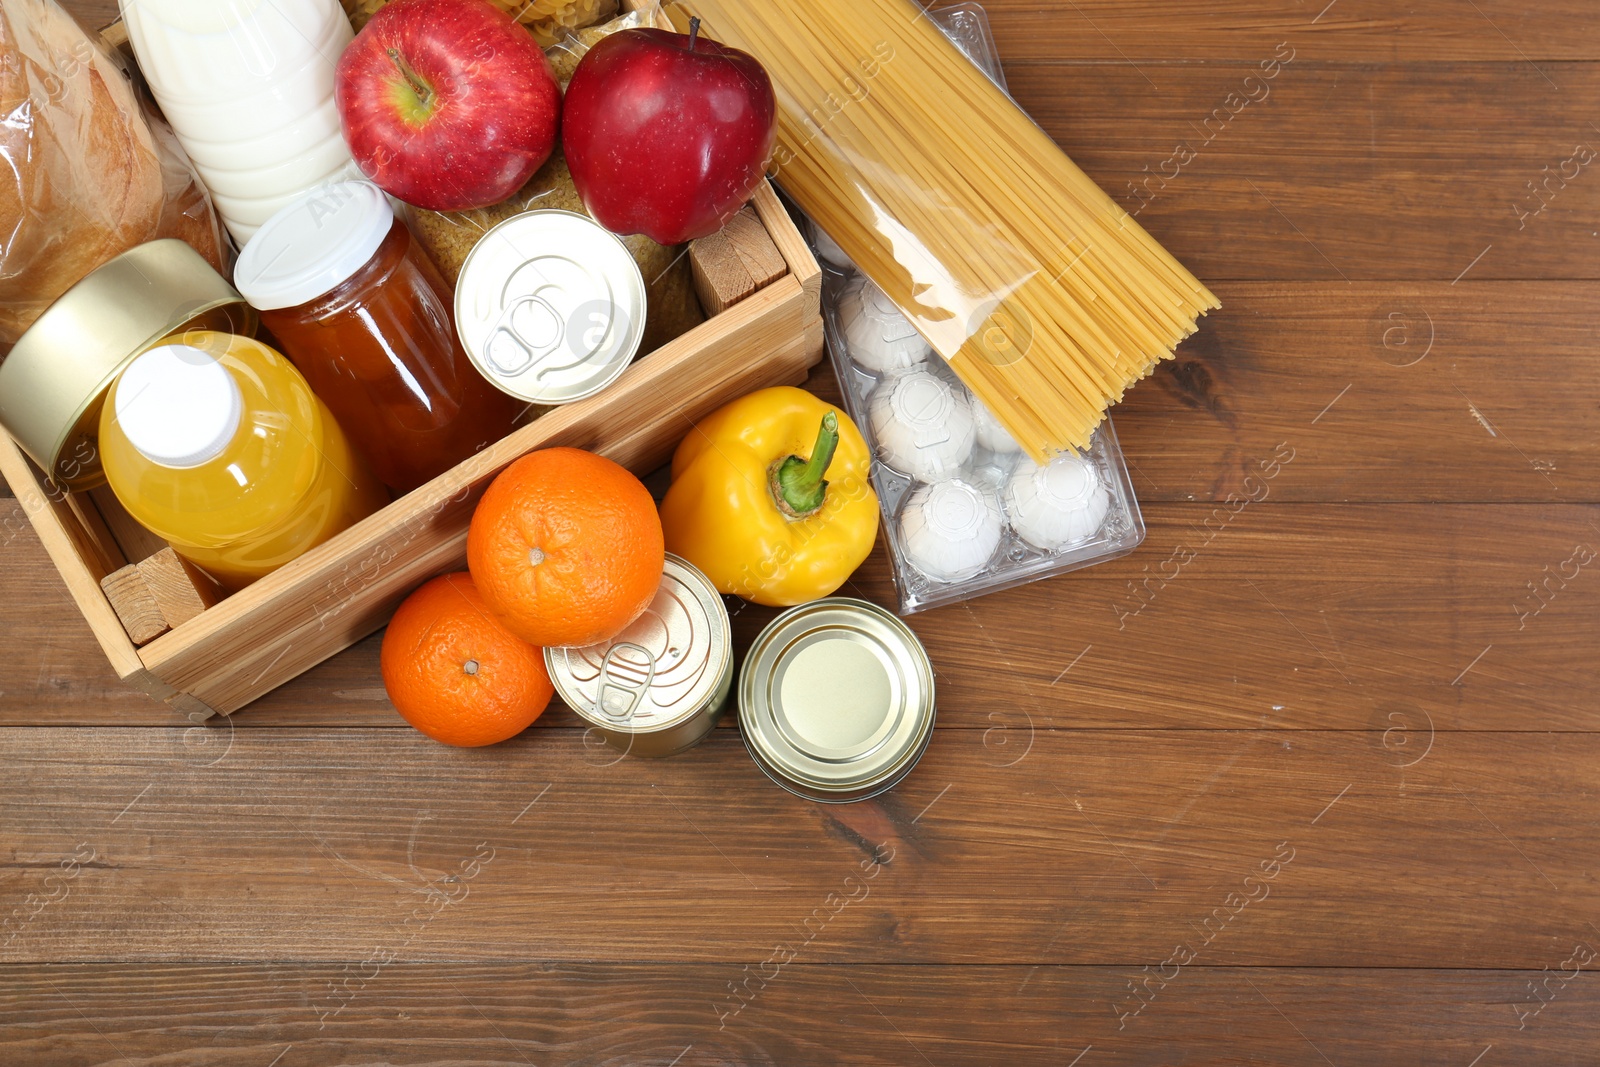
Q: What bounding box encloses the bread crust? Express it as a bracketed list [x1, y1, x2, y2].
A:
[0, 0, 223, 344]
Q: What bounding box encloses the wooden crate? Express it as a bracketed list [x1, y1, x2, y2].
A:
[0, 7, 823, 719]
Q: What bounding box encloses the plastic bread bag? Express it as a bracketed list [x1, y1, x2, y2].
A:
[410, 3, 705, 360]
[670, 0, 1219, 461]
[0, 0, 226, 348]
[343, 0, 620, 45]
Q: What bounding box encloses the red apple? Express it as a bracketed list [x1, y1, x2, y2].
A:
[336, 0, 560, 212]
[562, 20, 777, 246]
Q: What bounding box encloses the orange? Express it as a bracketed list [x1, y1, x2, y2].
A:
[380, 572, 554, 747]
[467, 447, 665, 648]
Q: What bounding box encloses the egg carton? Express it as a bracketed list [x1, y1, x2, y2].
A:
[806, 1, 1146, 615]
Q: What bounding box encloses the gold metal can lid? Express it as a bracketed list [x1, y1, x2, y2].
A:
[739, 598, 937, 803]
[0, 240, 255, 489]
[454, 209, 646, 405]
[546, 555, 731, 736]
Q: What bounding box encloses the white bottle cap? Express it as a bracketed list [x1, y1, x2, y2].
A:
[233, 180, 396, 311]
[114, 344, 243, 468]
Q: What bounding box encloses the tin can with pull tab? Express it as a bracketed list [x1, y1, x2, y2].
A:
[453, 209, 647, 405]
[544, 555, 733, 758]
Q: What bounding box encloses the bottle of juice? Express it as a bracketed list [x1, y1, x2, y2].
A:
[99, 331, 389, 591]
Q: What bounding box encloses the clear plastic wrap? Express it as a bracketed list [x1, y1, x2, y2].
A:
[344, 0, 619, 46]
[809, 3, 1145, 615]
[673, 0, 1219, 461]
[0, 0, 226, 347]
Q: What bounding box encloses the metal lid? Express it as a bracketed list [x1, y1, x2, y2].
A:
[0, 240, 256, 489]
[739, 598, 937, 803]
[454, 209, 646, 405]
[546, 555, 731, 735]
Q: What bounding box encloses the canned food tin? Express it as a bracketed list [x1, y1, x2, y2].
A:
[739, 598, 937, 803]
[0, 240, 256, 489]
[454, 209, 646, 405]
[545, 554, 732, 758]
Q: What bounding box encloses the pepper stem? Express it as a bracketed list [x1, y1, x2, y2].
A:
[771, 411, 839, 519]
[687, 16, 701, 51]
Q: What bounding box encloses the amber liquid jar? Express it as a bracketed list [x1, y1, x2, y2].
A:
[234, 181, 520, 493]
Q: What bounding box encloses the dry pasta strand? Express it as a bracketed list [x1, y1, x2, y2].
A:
[672, 0, 1219, 460]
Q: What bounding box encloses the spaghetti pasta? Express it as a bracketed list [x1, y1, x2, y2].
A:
[669, 0, 1219, 460]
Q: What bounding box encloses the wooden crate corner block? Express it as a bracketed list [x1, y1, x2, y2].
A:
[99, 549, 224, 648]
[137, 548, 224, 629]
[691, 205, 790, 315]
[99, 565, 169, 646]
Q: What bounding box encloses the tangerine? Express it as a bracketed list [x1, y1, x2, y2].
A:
[467, 447, 665, 648]
[380, 572, 554, 747]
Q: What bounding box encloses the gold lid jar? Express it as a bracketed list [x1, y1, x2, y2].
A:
[0, 240, 255, 489]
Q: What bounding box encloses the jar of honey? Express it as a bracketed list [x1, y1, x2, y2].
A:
[233, 181, 521, 493]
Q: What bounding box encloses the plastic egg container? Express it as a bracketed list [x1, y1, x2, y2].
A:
[803, 1, 1145, 614]
[817, 259, 1146, 613]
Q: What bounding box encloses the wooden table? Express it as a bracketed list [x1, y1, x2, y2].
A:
[5, 1, 1597, 1063]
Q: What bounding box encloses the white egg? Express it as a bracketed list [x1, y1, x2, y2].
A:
[1004, 452, 1112, 552]
[868, 370, 975, 480]
[839, 274, 932, 374]
[899, 479, 1004, 583]
[971, 394, 1022, 454]
[812, 224, 854, 270]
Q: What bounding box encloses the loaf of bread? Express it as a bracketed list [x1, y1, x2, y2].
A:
[0, 0, 225, 346]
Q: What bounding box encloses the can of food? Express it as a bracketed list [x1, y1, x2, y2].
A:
[739, 598, 937, 803]
[454, 209, 647, 405]
[545, 554, 733, 758]
[0, 240, 256, 490]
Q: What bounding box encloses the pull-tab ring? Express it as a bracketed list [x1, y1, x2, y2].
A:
[486, 294, 564, 375]
[596, 642, 656, 723]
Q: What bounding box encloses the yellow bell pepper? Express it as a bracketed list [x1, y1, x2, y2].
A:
[660, 386, 879, 607]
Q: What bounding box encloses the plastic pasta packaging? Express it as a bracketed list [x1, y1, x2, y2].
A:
[0, 0, 225, 346]
[674, 0, 1219, 461]
[809, 2, 1146, 614]
[410, 7, 703, 361]
[345, 0, 619, 46]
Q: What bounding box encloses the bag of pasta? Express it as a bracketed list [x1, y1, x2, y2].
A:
[0, 0, 226, 347]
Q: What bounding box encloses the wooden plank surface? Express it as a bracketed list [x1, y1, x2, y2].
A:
[2, 964, 1596, 1066]
[978, 0, 1600, 63]
[1017, 64, 1600, 282]
[1, 728, 1594, 968]
[1, 0, 1596, 1063]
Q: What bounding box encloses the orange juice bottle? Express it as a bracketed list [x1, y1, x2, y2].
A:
[99, 330, 388, 591]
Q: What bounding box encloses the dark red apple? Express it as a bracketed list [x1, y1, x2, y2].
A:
[336, 0, 561, 212]
[562, 20, 777, 246]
